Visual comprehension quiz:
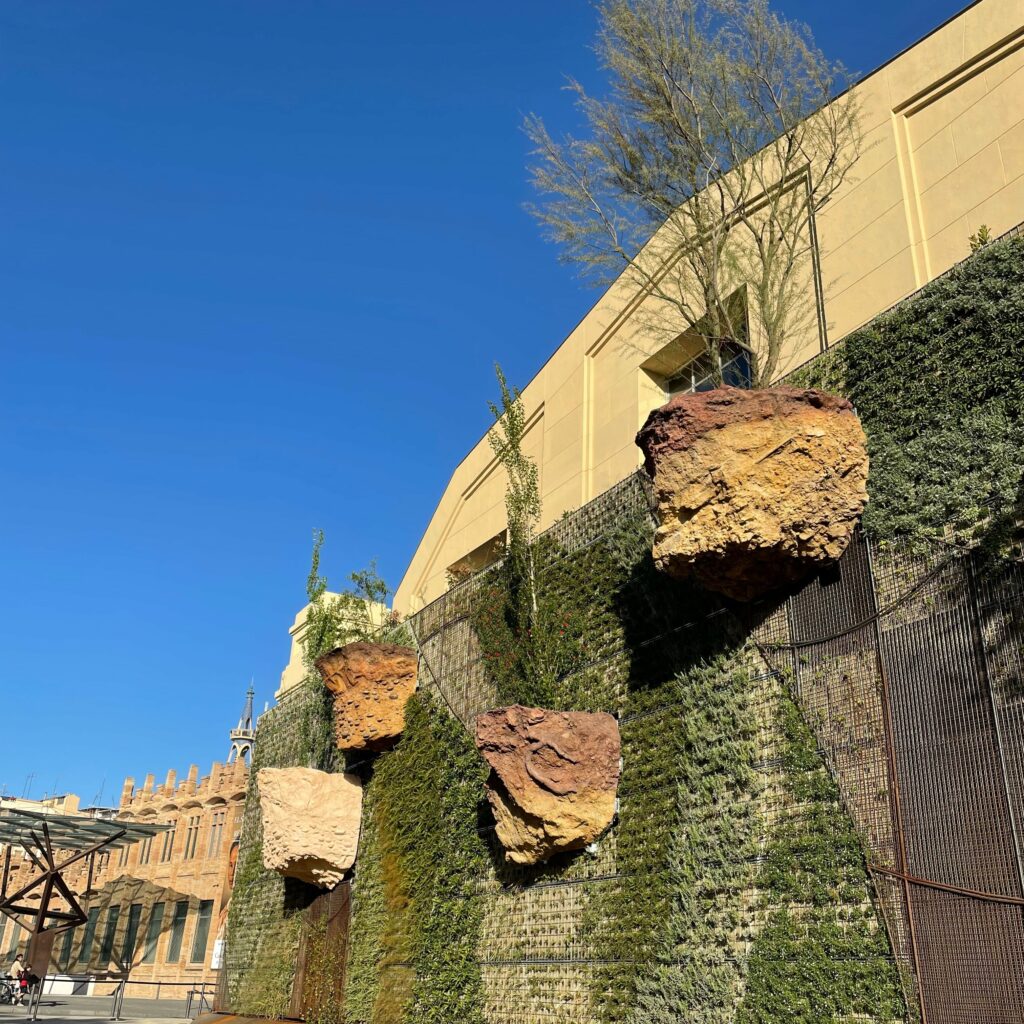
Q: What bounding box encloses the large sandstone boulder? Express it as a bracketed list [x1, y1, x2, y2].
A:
[257, 767, 361, 887]
[315, 642, 418, 752]
[475, 705, 620, 865]
[636, 386, 868, 601]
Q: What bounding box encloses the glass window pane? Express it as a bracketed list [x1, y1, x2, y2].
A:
[77, 909, 99, 964]
[189, 901, 214, 964]
[142, 903, 164, 964]
[166, 901, 188, 963]
[99, 906, 120, 964]
[122, 904, 144, 967]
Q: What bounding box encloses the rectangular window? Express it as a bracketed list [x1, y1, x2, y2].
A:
[99, 906, 120, 964]
[139, 836, 153, 865]
[189, 901, 214, 964]
[207, 811, 226, 858]
[183, 815, 201, 861]
[118, 844, 129, 868]
[142, 903, 164, 964]
[122, 903, 143, 967]
[160, 824, 176, 863]
[77, 908, 100, 964]
[59, 926, 75, 969]
[166, 901, 188, 963]
[666, 341, 752, 397]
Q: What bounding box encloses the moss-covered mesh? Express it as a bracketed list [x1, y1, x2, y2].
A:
[343, 475, 906, 1024]
[225, 681, 336, 1017]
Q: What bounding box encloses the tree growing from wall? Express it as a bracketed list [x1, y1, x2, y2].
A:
[526, 0, 861, 386]
[301, 529, 397, 670]
[474, 366, 584, 706]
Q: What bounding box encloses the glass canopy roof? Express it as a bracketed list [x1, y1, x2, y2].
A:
[0, 808, 170, 852]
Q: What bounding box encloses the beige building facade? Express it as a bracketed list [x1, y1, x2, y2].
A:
[0, 753, 247, 996]
[395, 0, 1024, 614]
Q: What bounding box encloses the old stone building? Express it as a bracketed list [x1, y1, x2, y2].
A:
[0, 694, 252, 997]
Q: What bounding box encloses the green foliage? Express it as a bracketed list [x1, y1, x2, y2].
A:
[473, 366, 597, 706]
[345, 693, 489, 1024]
[303, 529, 398, 670]
[736, 697, 905, 1023]
[790, 233, 1024, 548]
[969, 224, 992, 252]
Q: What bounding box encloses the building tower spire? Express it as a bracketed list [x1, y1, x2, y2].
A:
[227, 684, 256, 765]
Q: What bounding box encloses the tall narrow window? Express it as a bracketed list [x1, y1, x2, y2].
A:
[118, 844, 130, 868]
[207, 811, 226, 858]
[59, 926, 75, 969]
[142, 903, 164, 964]
[122, 904, 144, 968]
[166, 901, 189, 962]
[189, 901, 214, 964]
[77, 908, 100, 964]
[139, 836, 153, 865]
[183, 815, 201, 861]
[99, 906, 121, 964]
[160, 823, 177, 863]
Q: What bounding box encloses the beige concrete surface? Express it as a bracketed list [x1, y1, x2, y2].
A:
[394, 0, 1024, 615]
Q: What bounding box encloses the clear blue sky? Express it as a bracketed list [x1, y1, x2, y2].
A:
[0, 0, 968, 804]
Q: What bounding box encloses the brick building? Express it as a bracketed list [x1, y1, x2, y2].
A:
[0, 693, 253, 996]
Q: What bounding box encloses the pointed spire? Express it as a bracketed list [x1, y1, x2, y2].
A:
[227, 684, 257, 766]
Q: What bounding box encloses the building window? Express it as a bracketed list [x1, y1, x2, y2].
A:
[77, 908, 100, 964]
[183, 815, 201, 861]
[139, 836, 153, 865]
[189, 901, 214, 964]
[142, 903, 164, 964]
[666, 341, 752, 396]
[122, 903, 143, 968]
[99, 906, 120, 965]
[118, 844, 130, 868]
[207, 811, 226, 858]
[166, 901, 189, 963]
[59, 927, 75, 969]
[160, 823, 177, 863]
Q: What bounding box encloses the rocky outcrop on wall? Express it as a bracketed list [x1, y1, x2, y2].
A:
[257, 766, 362, 887]
[315, 642, 418, 752]
[475, 705, 620, 865]
[636, 386, 869, 601]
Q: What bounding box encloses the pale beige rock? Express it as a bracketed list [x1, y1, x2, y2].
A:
[257, 767, 362, 888]
[475, 705, 620, 865]
[315, 642, 418, 752]
[636, 387, 869, 600]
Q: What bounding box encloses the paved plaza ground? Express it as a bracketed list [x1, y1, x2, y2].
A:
[0, 994, 190, 1021]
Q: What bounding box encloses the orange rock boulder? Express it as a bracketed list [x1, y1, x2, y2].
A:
[636, 386, 869, 601]
[315, 642, 418, 752]
[475, 705, 620, 865]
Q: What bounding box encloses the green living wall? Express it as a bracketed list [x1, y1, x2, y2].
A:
[342, 499, 905, 1024]
[233, 228, 1024, 1024]
[790, 231, 1024, 548]
[225, 680, 336, 1018]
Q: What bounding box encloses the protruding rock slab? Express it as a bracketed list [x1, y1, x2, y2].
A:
[315, 642, 418, 752]
[257, 767, 361, 887]
[475, 705, 620, 865]
[636, 386, 869, 601]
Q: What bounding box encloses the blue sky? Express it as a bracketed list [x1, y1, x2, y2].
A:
[0, 0, 968, 804]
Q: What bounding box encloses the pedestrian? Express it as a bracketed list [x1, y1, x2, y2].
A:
[8, 953, 25, 1005]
